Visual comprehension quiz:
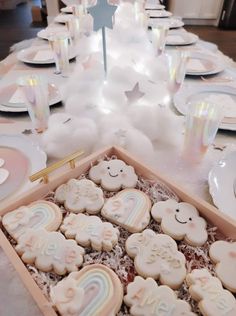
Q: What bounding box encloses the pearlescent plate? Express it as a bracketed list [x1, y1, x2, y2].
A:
[54, 14, 73, 24]
[37, 27, 69, 40]
[186, 52, 224, 76]
[145, 4, 165, 10]
[148, 18, 184, 29]
[146, 10, 172, 18]
[0, 135, 47, 202]
[208, 151, 236, 219]
[166, 31, 199, 46]
[174, 84, 236, 131]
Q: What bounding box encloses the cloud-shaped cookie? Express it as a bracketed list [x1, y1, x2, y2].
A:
[16, 229, 85, 275]
[61, 213, 120, 251]
[186, 269, 236, 316]
[210, 241, 236, 293]
[126, 229, 186, 289]
[151, 199, 208, 246]
[55, 178, 104, 214]
[89, 159, 138, 191]
[124, 276, 196, 316]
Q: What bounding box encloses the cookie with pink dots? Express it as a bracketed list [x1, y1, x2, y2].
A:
[126, 229, 186, 289]
[151, 199, 208, 246]
[89, 159, 138, 191]
[186, 269, 236, 316]
[124, 276, 196, 316]
[55, 178, 104, 214]
[209, 240, 236, 293]
[61, 213, 120, 251]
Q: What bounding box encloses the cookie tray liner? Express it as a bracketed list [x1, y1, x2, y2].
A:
[0, 146, 236, 316]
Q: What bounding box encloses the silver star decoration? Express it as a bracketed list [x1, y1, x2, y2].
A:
[125, 83, 145, 104]
[89, 0, 117, 31]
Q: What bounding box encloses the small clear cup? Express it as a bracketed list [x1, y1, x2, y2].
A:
[152, 25, 169, 56]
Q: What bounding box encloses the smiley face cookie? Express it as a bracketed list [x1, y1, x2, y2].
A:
[151, 199, 208, 246]
[16, 228, 85, 275]
[209, 241, 236, 293]
[89, 159, 138, 191]
[126, 229, 186, 289]
[186, 269, 236, 316]
[2, 200, 62, 240]
[101, 189, 151, 233]
[50, 264, 123, 316]
[124, 276, 196, 316]
[61, 213, 120, 251]
[55, 179, 104, 214]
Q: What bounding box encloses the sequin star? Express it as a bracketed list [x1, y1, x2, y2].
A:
[89, 0, 117, 31]
[125, 83, 145, 104]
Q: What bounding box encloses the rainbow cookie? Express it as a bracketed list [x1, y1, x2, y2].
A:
[2, 200, 62, 240]
[89, 159, 138, 191]
[61, 213, 120, 251]
[50, 264, 123, 316]
[126, 229, 186, 289]
[124, 276, 196, 316]
[151, 199, 208, 246]
[16, 228, 85, 275]
[55, 179, 104, 214]
[186, 269, 236, 316]
[209, 241, 236, 293]
[101, 189, 151, 233]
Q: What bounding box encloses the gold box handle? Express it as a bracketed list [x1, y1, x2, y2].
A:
[29, 150, 84, 184]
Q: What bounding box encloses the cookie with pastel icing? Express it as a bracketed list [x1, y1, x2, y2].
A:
[55, 178, 104, 214]
[61, 213, 120, 251]
[151, 199, 208, 246]
[124, 276, 196, 316]
[50, 264, 123, 316]
[101, 188, 151, 233]
[209, 240, 236, 293]
[186, 269, 236, 316]
[2, 200, 62, 240]
[16, 228, 84, 275]
[126, 229, 186, 289]
[89, 159, 138, 191]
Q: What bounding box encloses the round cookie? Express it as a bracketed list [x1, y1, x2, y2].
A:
[55, 178, 104, 214]
[125, 229, 186, 289]
[2, 200, 62, 240]
[89, 159, 138, 191]
[151, 199, 208, 246]
[209, 240, 236, 293]
[50, 264, 123, 316]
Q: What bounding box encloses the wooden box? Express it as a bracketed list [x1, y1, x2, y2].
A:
[0, 146, 236, 316]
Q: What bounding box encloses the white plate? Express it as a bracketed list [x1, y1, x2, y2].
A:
[145, 4, 165, 10]
[17, 45, 77, 65]
[0, 134, 47, 203]
[148, 18, 184, 29]
[166, 31, 199, 46]
[146, 10, 172, 18]
[37, 27, 69, 40]
[174, 84, 236, 131]
[61, 6, 73, 13]
[208, 151, 236, 219]
[186, 52, 224, 76]
[54, 14, 73, 24]
[0, 82, 61, 112]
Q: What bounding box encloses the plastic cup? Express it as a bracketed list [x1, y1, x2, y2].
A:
[152, 25, 169, 56]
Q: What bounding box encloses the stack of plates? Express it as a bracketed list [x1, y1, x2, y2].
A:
[37, 27, 69, 40]
[148, 17, 184, 29]
[145, 4, 165, 10]
[186, 52, 224, 76]
[146, 10, 172, 18]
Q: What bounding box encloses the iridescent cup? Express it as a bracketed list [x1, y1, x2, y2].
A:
[66, 16, 80, 43]
[152, 25, 169, 56]
[182, 101, 224, 163]
[18, 75, 50, 133]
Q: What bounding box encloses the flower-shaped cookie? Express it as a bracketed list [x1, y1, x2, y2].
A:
[186, 269, 236, 316]
[61, 213, 120, 251]
[55, 179, 104, 214]
[209, 241, 236, 293]
[124, 276, 196, 316]
[89, 159, 138, 191]
[151, 199, 208, 246]
[126, 229, 186, 289]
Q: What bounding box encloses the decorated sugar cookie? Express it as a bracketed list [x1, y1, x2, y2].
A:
[101, 189, 151, 233]
[186, 269, 236, 316]
[209, 240, 236, 293]
[2, 200, 62, 240]
[125, 229, 186, 289]
[124, 276, 196, 316]
[55, 179, 104, 214]
[61, 213, 120, 251]
[50, 264, 123, 316]
[16, 229, 85, 275]
[151, 199, 208, 246]
[89, 159, 138, 191]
